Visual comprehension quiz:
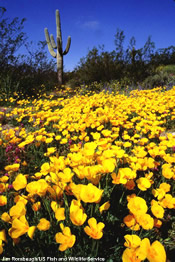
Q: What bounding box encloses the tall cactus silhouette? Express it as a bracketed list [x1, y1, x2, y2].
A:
[44, 10, 71, 86]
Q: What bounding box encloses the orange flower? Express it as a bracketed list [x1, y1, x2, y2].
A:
[9, 201, 26, 219]
[5, 163, 20, 172]
[32, 202, 41, 212]
[124, 180, 136, 190]
[26, 179, 48, 197]
[82, 141, 97, 157]
[151, 200, 164, 219]
[70, 200, 87, 226]
[123, 214, 140, 231]
[127, 196, 148, 216]
[147, 240, 166, 262]
[162, 163, 174, 179]
[136, 177, 151, 191]
[122, 248, 141, 262]
[159, 194, 175, 209]
[14, 195, 28, 205]
[0, 176, 9, 183]
[154, 219, 162, 228]
[55, 208, 65, 222]
[0, 195, 7, 206]
[84, 217, 105, 239]
[124, 234, 141, 249]
[102, 158, 116, 173]
[1, 212, 11, 223]
[122, 236, 166, 262]
[136, 214, 154, 230]
[0, 229, 7, 255]
[37, 218, 50, 231]
[57, 168, 74, 183]
[99, 201, 110, 213]
[12, 174, 27, 191]
[112, 168, 136, 185]
[79, 183, 103, 203]
[159, 182, 171, 192]
[40, 162, 50, 176]
[55, 223, 76, 251]
[9, 216, 36, 239]
[0, 183, 6, 193]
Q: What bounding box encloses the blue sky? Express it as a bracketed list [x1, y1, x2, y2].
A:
[1, 0, 175, 71]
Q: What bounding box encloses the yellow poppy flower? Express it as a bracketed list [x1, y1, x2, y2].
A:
[102, 158, 116, 173]
[151, 200, 164, 219]
[123, 214, 140, 231]
[44, 147, 56, 156]
[55, 208, 65, 222]
[45, 137, 53, 144]
[147, 240, 166, 262]
[122, 248, 141, 262]
[79, 183, 103, 203]
[40, 162, 50, 176]
[12, 174, 27, 191]
[0, 229, 7, 255]
[159, 183, 171, 193]
[55, 223, 76, 251]
[0, 229, 7, 243]
[162, 163, 174, 179]
[26, 179, 48, 197]
[136, 177, 151, 191]
[127, 196, 148, 215]
[0, 195, 7, 206]
[124, 234, 141, 249]
[84, 217, 105, 239]
[136, 214, 154, 230]
[9, 216, 35, 239]
[69, 200, 87, 226]
[37, 218, 50, 231]
[0, 176, 9, 183]
[154, 219, 162, 228]
[57, 168, 74, 183]
[1, 212, 11, 223]
[51, 201, 59, 212]
[9, 201, 26, 219]
[159, 194, 175, 209]
[14, 195, 28, 205]
[4, 163, 20, 172]
[99, 201, 110, 213]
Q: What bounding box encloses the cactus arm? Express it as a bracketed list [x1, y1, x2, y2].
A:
[56, 10, 62, 40]
[63, 36, 71, 55]
[50, 34, 57, 49]
[44, 28, 56, 58]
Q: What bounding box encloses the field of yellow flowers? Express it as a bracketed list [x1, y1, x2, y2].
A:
[0, 86, 175, 261]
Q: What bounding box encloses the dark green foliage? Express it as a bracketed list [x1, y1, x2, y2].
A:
[0, 7, 27, 68]
[68, 29, 175, 90]
[74, 46, 117, 85]
[143, 65, 175, 88]
[0, 7, 57, 101]
[16, 41, 57, 97]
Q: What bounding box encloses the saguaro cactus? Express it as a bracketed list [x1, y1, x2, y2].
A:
[44, 10, 71, 86]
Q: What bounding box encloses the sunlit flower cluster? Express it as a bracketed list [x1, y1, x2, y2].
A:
[0, 86, 175, 260]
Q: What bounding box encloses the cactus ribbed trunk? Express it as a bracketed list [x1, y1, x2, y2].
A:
[57, 52, 63, 85]
[44, 9, 71, 87]
[56, 9, 63, 86]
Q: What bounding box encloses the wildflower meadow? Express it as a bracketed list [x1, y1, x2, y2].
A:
[0, 86, 175, 261]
